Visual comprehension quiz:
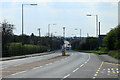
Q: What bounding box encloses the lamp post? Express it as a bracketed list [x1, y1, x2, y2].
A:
[54, 32, 57, 37]
[38, 28, 41, 37]
[48, 24, 56, 37]
[74, 28, 81, 40]
[71, 34, 76, 37]
[22, 3, 37, 45]
[63, 27, 65, 38]
[87, 14, 98, 37]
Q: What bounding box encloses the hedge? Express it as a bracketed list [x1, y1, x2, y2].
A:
[7, 42, 48, 57]
[108, 50, 120, 59]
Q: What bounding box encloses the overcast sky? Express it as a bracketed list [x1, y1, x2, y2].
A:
[0, 0, 119, 37]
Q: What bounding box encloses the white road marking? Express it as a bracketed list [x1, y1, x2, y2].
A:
[33, 67, 40, 69]
[46, 64, 49, 65]
[63, 54, 91, 79]
[55, 61, 60, 63]
[1, 67, 8, 69]
[79, 54, 90, 68]
[73, 68, 79, 72]
[40, 66, 43, 67]
[80, 64, 84, 67]
[11, 71, 26, 75]
[49, 63, 53, 64]
[15, 64, 21, 66]
[63, 74, 71, 78]
[85, 62, 87, 64]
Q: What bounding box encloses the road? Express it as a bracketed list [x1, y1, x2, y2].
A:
[1, 50, 120, 80]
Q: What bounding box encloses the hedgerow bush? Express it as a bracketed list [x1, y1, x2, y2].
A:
[7, 42, 48, 57]
[8, 42, 22, 56]
[108, 50, 120, 59]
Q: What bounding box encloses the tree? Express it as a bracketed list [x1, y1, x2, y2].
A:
[103, 25, 120, 50]
[1, 20, 14, 56]
[71, 37, 99, 50]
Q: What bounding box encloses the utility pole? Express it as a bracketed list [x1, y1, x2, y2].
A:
[98, 22, 101, 47]
[63, 27, 65, 38]
[86, 14, 99, 37]
[22, 4, 24, 36]
[87, 33, 89, 37]
[48, 24, 56, 37]
[96, 15, 98, 37]
[99, 22, 100, 36]
[21, 3, 37, 45]
[80, 29, 81, 40]
[48, 24, 50, 37]
[38, 28, 41, 37]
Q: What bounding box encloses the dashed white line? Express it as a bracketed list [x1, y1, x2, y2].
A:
[73, 68, 79, 72]
[63, 74, 71, 78]
[40, 66, 43, 67]
[55, 61, 60, 63]
[1, 67, 8, 69]
[85, 62, 87, 64]
[63, 54, 91, 79]
[15, 64, 21, 66]
[11, 71, 26, 75]
[80, 64, 84, 67]
[33, 67, 40, 69]
[46, 64, 49, 66]
[49, 63, 53, 64]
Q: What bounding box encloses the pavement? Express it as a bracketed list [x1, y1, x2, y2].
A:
[0, 50, 120, 80]
[0, 51, 56, 61]
[99, 54, 120, 64]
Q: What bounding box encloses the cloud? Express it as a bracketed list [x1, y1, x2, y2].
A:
[0, 1, 118, 36]
[0, 0, 119, 2]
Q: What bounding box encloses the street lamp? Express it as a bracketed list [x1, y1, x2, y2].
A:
[54, 32, 57, 37]
[87, 14, 98, 37]
[22, 3, 37, 45]
[48, 24, 56, 37]
[71, 34, 76, 37]
[74, 28, 82, 40]
[63, 27, 65, 38]
[38, 28, 41, 37]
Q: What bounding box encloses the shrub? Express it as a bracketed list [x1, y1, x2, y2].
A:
[108, 50, 120, 59]
[8, 42, 22, 56]
[78, 37, 99, 50]
[7, 42, 48, 57]
[103, 26, 120, 50]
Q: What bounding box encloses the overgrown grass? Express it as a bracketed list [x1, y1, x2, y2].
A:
[73, 49, 106, 54]
[108, 50, 120, 59]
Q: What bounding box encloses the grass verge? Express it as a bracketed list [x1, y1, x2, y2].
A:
[73, 49, 106, 54]
[73, 49, 120, 60]
[108, 50, 120, 59]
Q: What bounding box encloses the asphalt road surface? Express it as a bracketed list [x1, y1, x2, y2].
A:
[1, 50, 120, 80]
